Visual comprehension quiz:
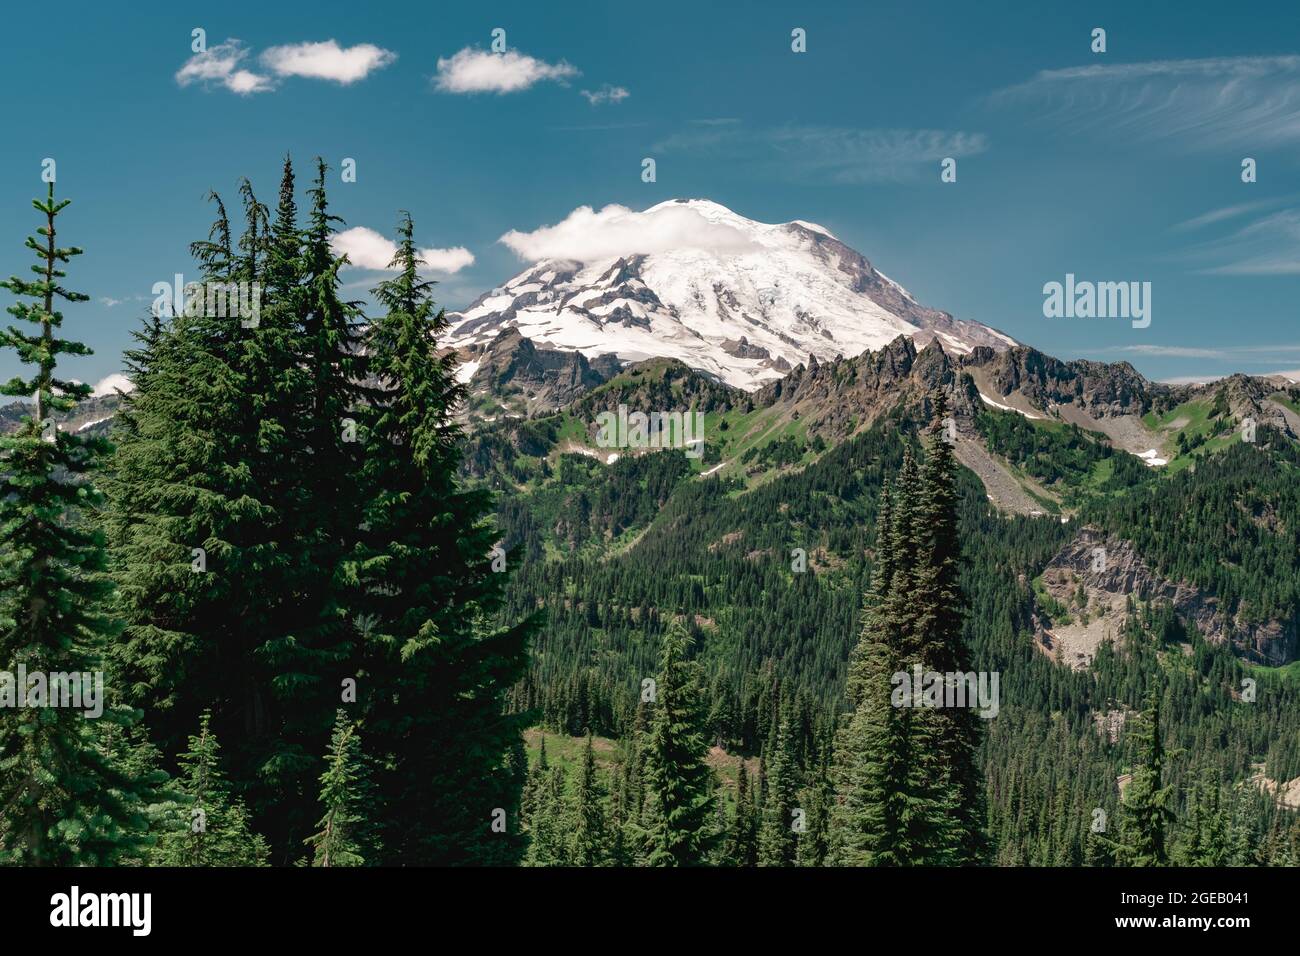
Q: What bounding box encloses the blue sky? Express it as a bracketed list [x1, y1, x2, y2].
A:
[3, 0, 1299, 390]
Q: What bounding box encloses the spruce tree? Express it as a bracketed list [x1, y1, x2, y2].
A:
[642, 621, 716, 866]
[0, 182, 165, 865]
[796, 768, 832, 866]
[522, 757, 571, 867]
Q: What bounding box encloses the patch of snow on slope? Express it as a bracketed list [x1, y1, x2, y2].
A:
[1137, 449, 1167, 467]
[978, 391, 1044, 420]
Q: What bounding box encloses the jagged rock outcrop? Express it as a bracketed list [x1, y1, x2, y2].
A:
[462, 327, 618, 412]
[962, 346, 1167, 419]
[1037, 527, 1297, 666]
[752, 335, 982, 441]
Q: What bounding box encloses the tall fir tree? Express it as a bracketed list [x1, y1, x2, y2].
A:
[0, 181, 165, 865]
[105, 183, 278, 765]
[912, 391, 987, 862]
[303, 709, 373, 867]
[347, 212, 532, 865]
[642, 621, 716, 866]
[726, 760, 759, 866]
[830, 403, 977, 865]
[758, 713, 798, 866]
[1114, 691, 1174, 866]
[571, 732, 609, 866]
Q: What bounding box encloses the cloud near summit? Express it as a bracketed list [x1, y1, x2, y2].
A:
[332, 227, 475, 274]
[498, 204, 757, 262]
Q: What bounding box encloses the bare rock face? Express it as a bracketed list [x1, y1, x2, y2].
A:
[1038, 527, 1297, 666]
[720, 336, 772, 360]
[464, 327, 617, 412]
[961, 346, 1165, 419]
[751, 335, 983, 443]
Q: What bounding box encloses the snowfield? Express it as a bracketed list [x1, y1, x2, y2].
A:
[447, 199, 1015, 391]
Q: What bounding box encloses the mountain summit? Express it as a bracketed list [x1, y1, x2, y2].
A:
[446, 199, 1016, 390]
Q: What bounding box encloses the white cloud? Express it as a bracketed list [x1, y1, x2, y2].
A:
[499, 203, 756, 262]
[98, 296, 123, 308]
[580, 84, 630, 106]
[92, 373, 134, 397]
[434, 47, 578, 94]
[991, 56, 1300, 146]
[176, 40, 274, 95]
[331, 226, 475, 274]
[260, 40, 396, 84]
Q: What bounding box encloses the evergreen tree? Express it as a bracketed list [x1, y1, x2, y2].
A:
[830, 412, 971, 866]
[150, 711, 268, 866]
[1114, 692, 1174, 866]
[522, 750, 570, 867]
[348, 212, 532, 865]
[913, 391, 988, 862]
[642, 621, 716, 866]
[303, 709, 372, 866]
[758, 713, 798, 866]
[796, 769, 832, 867]
[0, 181, 165, 865]
[105, 184, 276, 762]
[726, 760, 759, 866]
[571, 733, 608, 866]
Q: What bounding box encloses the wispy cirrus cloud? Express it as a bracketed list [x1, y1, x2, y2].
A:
[1175, 205, 1300, 275]
[580, 84, 629, 106]
[434, 47, 578, 94]
[1171, 197, 1294, 232]
[332, 226, 475, 274]
[1104, 343, 1300, 360]
[990, 55, 1300, 146]
[653, 124, 988, 183]
[260, 40, 396, 84]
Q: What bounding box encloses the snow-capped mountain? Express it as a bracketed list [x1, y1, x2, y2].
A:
[446, 199, 1016, 391]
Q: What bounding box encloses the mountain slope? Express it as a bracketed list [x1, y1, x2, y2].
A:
[447, 199, 1016, 390]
